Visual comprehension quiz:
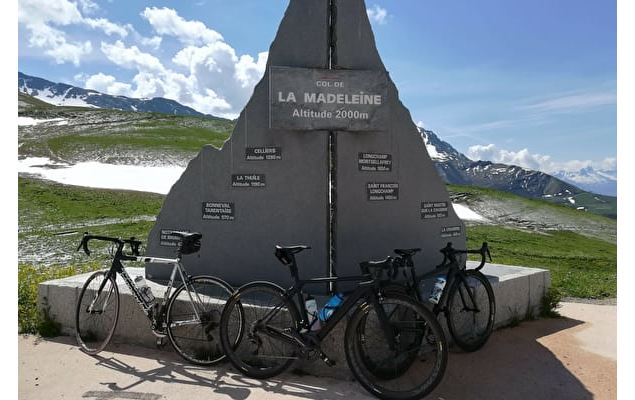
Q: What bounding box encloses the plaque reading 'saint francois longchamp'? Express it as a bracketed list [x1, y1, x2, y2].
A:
[270, 67, 388, 131]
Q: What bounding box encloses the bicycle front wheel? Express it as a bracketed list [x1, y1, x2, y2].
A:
[446, 270, 495, 352]
[166, 276, 237, 365]
[219, 282, 300, 379]
[345, 293, 447, 400]
[75, 270, 120, 355]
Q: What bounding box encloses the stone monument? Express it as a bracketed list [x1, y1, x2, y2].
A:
[146, 0, 466, 292]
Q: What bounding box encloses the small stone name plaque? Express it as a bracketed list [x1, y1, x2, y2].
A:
[160, 229, 189, 247]
[367, 182, 399, 201]
[421, 201, 449, 219]
[245, 147, 282, 161]
[358, 152, 392, 172]
[441, 225, 462, 238]
[202, 202, 235, 221]
[232, 174, 266, 188]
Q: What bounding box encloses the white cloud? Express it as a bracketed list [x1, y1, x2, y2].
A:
[77, 0, 99, 15]
[467, 143, 616, 174]
[140, 36, 162, 50]
[521, 90, 616, 114]
[18, 0, 131, 65]
[26, 22, 91, 65]
[83, 18, 128, 37]
[141, 7, 223, 45]
[94, 8, 268, 118]
[85, 73, 132, 96]
[367, 5, 388, 25]
[101, 40, 164, 72]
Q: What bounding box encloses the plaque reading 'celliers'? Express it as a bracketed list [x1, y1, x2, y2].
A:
[270, 66, 388, 131]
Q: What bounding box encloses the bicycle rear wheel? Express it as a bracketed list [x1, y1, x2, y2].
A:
[345, 293, 447, 400]
[75, 270, 119, 355]
[446, 270, 495, 352]
[166, 276, 237, 365]
[219, 282, 300, 379]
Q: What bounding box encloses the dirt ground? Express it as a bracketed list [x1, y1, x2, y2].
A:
[18, 302, 616, 400]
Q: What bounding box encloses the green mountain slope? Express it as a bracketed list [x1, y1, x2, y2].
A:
[19, 92, 234, 166]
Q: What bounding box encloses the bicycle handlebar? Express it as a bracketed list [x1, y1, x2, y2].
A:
[439, 242, 491, 271]
[76, 232, 142, 257]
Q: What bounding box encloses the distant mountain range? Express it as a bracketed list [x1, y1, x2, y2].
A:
[17, 72, 616, 217]
[18, 72, 209, 118]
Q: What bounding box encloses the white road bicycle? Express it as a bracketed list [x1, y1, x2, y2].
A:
[74, 231, 242, 365]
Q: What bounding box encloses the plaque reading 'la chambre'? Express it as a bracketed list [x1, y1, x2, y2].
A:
[269, 66, 388, 131]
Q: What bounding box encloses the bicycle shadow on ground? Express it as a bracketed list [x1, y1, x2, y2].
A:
[71, 339, 370, 400]
[430, 316, 596, 400]
[41, 314, 600, 400]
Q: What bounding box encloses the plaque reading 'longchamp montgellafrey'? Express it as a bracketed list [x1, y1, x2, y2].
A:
[245, 147, 282, 161]
[270, 66, 388, 131]
[232, 174, 266, 188]
[367, 182, 399, 201]
[421, 201, 449, 219]
[202, 202, 235, 221]
[358, 152, 392, 172]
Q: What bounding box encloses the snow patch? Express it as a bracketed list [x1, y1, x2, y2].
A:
[18, 117, 67, 126]
[18, 157, 184, 194]
[567, 197, 576, 205]
[452, 203, 487, 222]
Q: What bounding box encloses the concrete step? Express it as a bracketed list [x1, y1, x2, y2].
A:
[38, 262, 549, 379]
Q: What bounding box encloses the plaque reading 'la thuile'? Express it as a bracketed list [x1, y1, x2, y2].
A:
[202, 202, 235, 221]
[367, 182, 399, 201]
[232, 174, 266, 188]
[358, 152, 392, 172]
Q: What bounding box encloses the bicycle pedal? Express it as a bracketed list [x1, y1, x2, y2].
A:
[156, 337, 166, 348]
[319, 352, 336, 367]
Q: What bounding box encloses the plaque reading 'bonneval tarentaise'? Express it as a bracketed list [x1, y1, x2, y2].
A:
[270, 67, 388, 131]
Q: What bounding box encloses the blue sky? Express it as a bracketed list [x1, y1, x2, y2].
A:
[18, 0, 616, 174]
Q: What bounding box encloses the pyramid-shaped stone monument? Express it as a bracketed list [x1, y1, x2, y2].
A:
[146, 0, 466, 292]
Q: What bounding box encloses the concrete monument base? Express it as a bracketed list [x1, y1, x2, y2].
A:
[38, 262, 550, 380]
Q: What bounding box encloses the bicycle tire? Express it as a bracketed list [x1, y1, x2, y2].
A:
[345, 292, 447, 400]
[446, 270, 495, 352]
[355, 284, 423, 380]
[219, 282, 300, 379]
[166, 275, 237, 365]
[75, 270, 120, 355]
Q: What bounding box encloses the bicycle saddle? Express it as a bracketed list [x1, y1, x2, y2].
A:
[171, 231, 202, 241]
[275, 245, 311, 265]
[359, 257, 393, 269]
[393, 248, 421, 257]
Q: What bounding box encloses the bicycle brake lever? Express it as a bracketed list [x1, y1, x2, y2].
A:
[77, 232, 90, 255]
[484, 243, 492, 262]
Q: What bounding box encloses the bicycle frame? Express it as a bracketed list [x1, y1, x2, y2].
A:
[97, 250, 205, 330]
[256, 273, 400, 352]
[408, 256, 480, 315]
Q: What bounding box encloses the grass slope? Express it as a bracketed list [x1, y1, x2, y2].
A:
[18, 92, 234, 165]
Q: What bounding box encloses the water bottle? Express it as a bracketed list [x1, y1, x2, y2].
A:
[135, 275, 155, 305]
[304, 295, 321, 331]
[428, 277, 446, 304]
[318, 293, 345, 322]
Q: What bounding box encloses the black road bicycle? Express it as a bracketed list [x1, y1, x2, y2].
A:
[387, 242, 496, 352]
[74, 231, 242, 365]
[219, 245, 448, 400]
